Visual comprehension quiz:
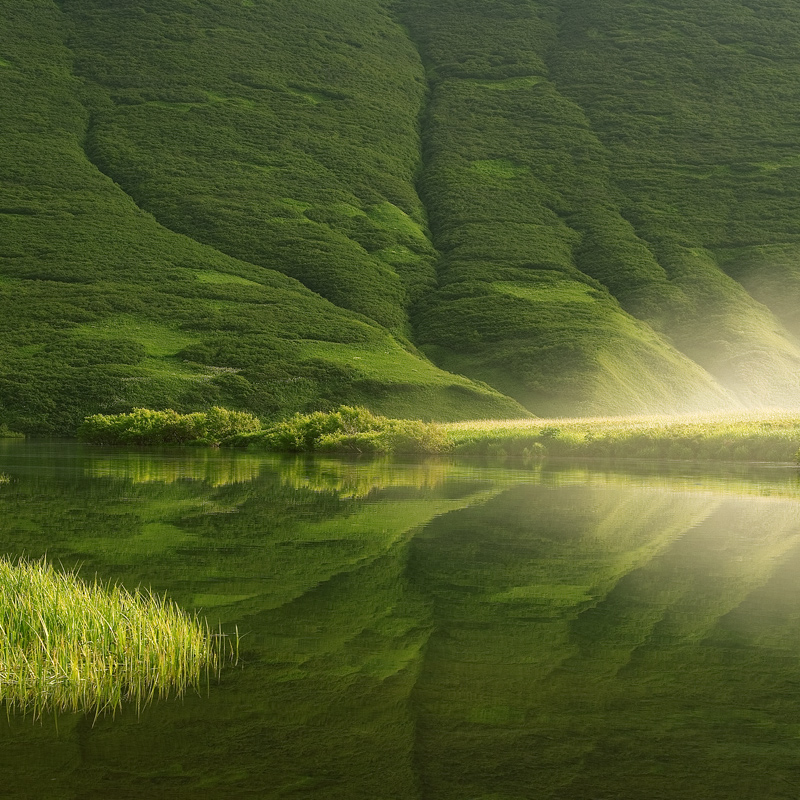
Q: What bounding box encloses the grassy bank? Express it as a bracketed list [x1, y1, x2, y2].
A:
[0, 557, 236, 718]
[442, 411, 800, 462]
[228, 407, 800, 462]
[77, 406, 800, 462]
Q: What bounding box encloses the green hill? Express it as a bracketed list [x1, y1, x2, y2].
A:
[4, 0, 800, 432]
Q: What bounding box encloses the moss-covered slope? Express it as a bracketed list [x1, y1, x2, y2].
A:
[4, 0, 800, 431]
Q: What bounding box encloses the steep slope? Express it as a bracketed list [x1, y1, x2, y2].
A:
[550, 0, 800, 405]
[4, 0, 800, 431]
[0, 0, 525, 434]
[397, 0, 800, 414]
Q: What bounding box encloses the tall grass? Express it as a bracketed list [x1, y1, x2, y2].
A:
[0, 556, 237, 719]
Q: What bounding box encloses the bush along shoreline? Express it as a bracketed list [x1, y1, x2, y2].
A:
[225, 405, 448, 454]
[76, 406, 800, 463]
[78, 406, 261, 446]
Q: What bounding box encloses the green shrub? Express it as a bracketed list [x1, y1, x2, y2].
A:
[233, 405, 448, 454]
[78, 406, 261, 446]
[0, 424, 24, 439]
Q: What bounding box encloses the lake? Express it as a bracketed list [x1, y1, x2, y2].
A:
[2, 440, 800, 799]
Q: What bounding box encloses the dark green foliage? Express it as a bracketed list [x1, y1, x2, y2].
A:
[78, 406, 261, 446]
[0, 0, 528, 434]
[64, 0, 437, 329]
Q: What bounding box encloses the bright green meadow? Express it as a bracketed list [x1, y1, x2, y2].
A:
[441, 409, 800, 462]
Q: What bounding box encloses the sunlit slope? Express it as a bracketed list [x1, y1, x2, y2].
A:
[399, 0, 800, 414]
[7, 0, 800, 429]
[549, 0, 800, 406]
[0, 1, 524, 434]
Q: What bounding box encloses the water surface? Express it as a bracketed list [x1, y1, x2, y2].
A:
[2, 441, 800, 799]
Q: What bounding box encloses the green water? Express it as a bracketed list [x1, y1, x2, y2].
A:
[2, 441, 800, 799]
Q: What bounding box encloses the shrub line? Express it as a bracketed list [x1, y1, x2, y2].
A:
[77, 407, 800, 462]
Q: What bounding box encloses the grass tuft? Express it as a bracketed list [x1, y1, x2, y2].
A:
[0, 556, 236, 719]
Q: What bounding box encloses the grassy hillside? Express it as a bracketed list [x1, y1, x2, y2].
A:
[4, 0, 800, 432]
[0, 0, 524, 434]
[399, 0, 800, 414]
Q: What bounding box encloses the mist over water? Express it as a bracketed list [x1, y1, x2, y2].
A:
[1, 441, 800, 798]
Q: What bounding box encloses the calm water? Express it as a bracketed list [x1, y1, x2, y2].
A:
[2, 441, 800, 799]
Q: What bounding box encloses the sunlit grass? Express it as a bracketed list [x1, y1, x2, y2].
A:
[0, 557, 237, 719]
[442, 409, 800, 461]
[231, 407, 800, 462]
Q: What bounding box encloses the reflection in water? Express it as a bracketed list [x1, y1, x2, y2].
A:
[277, 456, 467, 498]
[411, 487, 800, 799]
[1, 440, 800, 798]
[85, 450, 266, 486]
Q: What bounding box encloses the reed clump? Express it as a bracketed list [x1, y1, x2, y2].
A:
[0, 556, 236, 719]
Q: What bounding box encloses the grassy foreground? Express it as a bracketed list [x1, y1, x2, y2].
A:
[0, 557, 236, 718]
[228, 407, 800, 462]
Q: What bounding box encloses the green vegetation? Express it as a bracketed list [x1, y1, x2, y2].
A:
[228, 407, 800, 462]
[0, 0, 523, 435]
[5, 1, 800, 429]
[230, 404, 447, 454]
[443, 411, 800, 462]
[0, 556, 234, 718]
[78, 406, 261, 445]
[398, 0, 800, 413]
